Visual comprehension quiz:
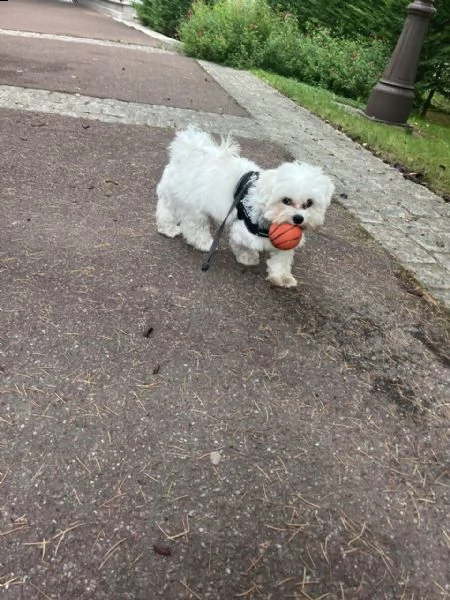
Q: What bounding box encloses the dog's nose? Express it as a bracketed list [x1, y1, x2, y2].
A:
[293, 215, 304, 225]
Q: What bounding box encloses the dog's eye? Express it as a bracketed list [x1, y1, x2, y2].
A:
[304, 199, 314, 209]
[282, 197, 293, 206]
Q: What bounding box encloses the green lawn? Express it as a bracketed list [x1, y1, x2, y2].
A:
[254, 70, 450, 198]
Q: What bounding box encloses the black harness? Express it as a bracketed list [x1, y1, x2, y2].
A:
[201, 171, 268, 272]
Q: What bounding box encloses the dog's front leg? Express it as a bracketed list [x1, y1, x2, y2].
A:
[229, 221, 261, 266]
[266, 250, 297, 288]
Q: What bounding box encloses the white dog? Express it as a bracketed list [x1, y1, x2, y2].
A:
[156, 129, 334, 288]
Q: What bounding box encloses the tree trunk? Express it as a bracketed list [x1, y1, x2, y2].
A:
[420, 86, 436, 116]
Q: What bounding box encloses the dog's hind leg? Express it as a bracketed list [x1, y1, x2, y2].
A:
[229, 239, 260, 266]
[179, 215, 213, 252]
[229, 221, 260, 265]
[156, 189, 181, 238]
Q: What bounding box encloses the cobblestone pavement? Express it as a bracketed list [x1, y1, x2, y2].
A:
[1, 22, 448, 307]
[0, 84, 263, 138]
[0, 28, 172, 52]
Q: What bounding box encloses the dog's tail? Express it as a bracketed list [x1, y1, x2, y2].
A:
[168, 128, 240, 164]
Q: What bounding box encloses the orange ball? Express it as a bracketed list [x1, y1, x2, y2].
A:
[269, 222, 302, 250]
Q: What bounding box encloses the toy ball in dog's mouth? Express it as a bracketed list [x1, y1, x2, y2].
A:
[269, 223, 303, 250]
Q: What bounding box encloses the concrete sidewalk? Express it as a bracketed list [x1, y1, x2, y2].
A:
[1, 2, 449, 599]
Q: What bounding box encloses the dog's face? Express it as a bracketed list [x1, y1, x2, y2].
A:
[260, 162, 334, 230]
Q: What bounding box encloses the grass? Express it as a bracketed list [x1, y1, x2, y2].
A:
[254, 70, 450, 198]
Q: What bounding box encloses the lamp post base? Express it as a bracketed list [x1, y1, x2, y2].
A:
[365, 80, 415, 126]
[364, 0, 436, 126]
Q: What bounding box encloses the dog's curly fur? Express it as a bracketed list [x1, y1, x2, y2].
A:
[156, 129, 334, 287]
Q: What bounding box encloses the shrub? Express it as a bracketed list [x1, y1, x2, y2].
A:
[265, 0, 450, 106]
[179, 0, 389, 100]
[266, 0, 405, 44]
[262, 24, 389, 100]
[179, 0, 281, 69]
[133, 0, 194, 38]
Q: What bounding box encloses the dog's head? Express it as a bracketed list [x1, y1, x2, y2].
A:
[258, 162, 334, 230]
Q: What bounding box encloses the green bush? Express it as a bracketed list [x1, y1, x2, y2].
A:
[262, 23, 389, 100]
[179, 0, 281, 69]
[265, 0, 450, 109]
[266, 0, 406, 44]
[133, 0, 193, 38]
[179, 0, 389, 101]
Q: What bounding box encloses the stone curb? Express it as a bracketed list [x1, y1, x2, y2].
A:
[0, 28, 175, 53]
[0, 85, 266, 140]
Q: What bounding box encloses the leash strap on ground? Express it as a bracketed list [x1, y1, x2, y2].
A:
[201, 171, 260, 272]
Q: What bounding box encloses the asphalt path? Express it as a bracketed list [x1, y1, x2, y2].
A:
[1, 1, 449, 599]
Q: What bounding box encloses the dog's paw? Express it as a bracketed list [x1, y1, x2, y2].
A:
[191, 237, 214, 252]
[235, 250, 260, 266]
[157, 224, 181, 238]
[267, 273, 298, 288]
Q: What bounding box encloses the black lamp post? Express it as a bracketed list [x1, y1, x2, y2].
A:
[365, 0, 436, 126]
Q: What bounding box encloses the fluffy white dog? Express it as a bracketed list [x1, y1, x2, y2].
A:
[156, 129, 334, 287]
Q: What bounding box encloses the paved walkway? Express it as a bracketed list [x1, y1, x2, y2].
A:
[1, 2, 449, 600]
[1, 8, 449, 307]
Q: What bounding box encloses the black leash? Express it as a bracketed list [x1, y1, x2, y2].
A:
[201, 171, 260, 271]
